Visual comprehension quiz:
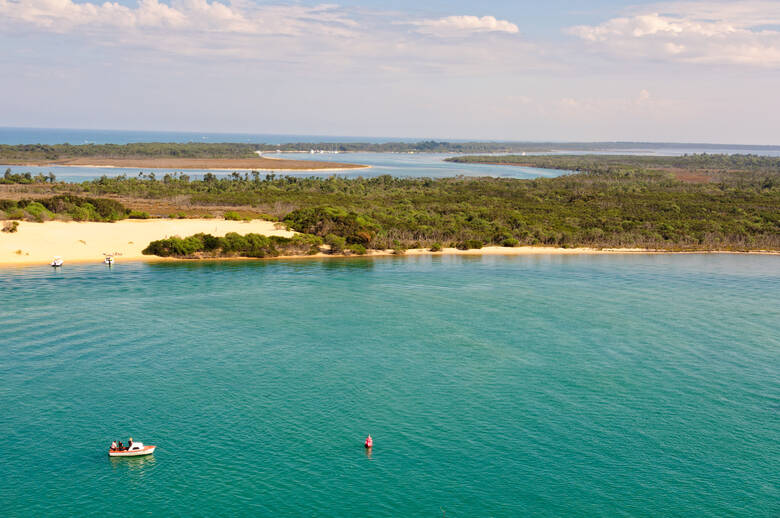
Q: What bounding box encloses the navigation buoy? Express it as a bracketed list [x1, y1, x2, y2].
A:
[364, 434, 373, 448]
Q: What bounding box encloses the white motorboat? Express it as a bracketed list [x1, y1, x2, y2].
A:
[108, 442, 156, 457]
[50, 256, 63, 267]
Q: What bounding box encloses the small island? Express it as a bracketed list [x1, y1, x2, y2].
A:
[0, 142, 368, 171]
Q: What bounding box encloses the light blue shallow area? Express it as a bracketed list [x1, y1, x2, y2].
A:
[1, 254, 778, 516]
[0, 152, 572, 182]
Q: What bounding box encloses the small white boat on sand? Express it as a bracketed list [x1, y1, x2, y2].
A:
[108, 442, 156, 457]
[50, 256, 63, 267]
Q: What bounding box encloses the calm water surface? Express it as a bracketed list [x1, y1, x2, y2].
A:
[0, 153, 571, 182]
[1, 254, 778, 516]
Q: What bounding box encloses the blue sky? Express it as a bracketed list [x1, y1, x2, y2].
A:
[1, 0, 779, 143]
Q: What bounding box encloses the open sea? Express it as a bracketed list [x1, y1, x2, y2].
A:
[1, 254, 778, 516]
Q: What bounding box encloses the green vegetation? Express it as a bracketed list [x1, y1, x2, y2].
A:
[446, 153, 780, 181]
[4, 142, 779, 159]
[457, 240, 483, 250]
[2, 168, 56, 184]
[430, 242, 443, 252]
[0, 143, 258, 160]
[128, 210, 150, 219]
[1, 196, 128, 222]
[142, 232, 323, 258]
[3, 154, 779, 252]
[223, 211, 243, 221]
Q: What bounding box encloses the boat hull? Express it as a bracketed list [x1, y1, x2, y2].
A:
[108, 446, 155, 457]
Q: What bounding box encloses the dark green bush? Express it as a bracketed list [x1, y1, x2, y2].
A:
[325, 233, 347, 254]
[24, 202, 54, 222]
[349, 244, 367, 255]
[456, 240, 483, 250]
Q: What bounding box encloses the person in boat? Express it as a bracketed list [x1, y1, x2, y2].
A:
[117, 441, 124, 451]
[128, 437, 133, 449]
[111, 441, 117, 451]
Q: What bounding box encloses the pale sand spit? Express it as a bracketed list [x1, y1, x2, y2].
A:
[0, 219, 294, 266]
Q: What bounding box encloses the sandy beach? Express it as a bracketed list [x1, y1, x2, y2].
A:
[0, 219, 295, 265]
[2, 219, 775, 266]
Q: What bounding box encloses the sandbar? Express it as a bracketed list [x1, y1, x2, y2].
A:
[3, 156, 369, 171]
[0, 219, 294, 265]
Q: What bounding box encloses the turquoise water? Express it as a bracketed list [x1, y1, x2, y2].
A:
[1, 254, 778, 516]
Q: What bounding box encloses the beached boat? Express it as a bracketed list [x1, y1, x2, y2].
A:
[50, 256, 63, 267]
[108, 442, 156, 457]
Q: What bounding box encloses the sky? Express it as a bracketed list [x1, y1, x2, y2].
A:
[1, 0, 779, 143]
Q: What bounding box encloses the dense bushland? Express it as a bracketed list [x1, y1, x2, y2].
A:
[4, 142, 779, 159]
[3, 154, 779, 251]
[142, 232, 324, 258]
[446, 154, 780, 183]
[0, 195, 128, 222]
[56, 160, 778, 250]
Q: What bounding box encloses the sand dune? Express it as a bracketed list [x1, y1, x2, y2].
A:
[0, 219, 294, 266]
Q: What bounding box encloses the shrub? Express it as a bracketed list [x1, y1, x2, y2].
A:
[69, 203, 100, 222]
[0, 200, 17, 211]
[2, 221, 19, 233]
[5, 208, 25, 220]
[429, 242, 443, 252]
[501, 237, 520, 247]
[24, 202, 54, 222]
[349, 243, 367, 255]
[224, 211, 242, 221]
[325, 233, 347, 254]
[128, 210, 150, 219]
[284, 206, 378, 244]
[456, 240, 483, 250]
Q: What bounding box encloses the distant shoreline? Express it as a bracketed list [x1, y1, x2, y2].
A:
[1, 219, 776, 267]
[2, 156, 370, 171]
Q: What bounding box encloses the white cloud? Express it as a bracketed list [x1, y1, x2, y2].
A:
[410, 15, 519, 37]
[0, 1, 542, 73]
[0, 0, 357, 36]
[567, 1, 780, 67]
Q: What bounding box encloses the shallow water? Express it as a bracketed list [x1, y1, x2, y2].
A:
[1, 254, 778, 516]
[0, 152, 571, 182]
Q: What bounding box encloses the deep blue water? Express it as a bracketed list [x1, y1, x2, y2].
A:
[1, 254, 778, 516]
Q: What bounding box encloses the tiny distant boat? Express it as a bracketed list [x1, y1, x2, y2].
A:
[50, 256, 63, 267]
[104, 255, 115, 265]
[108, 442, 155, 457]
